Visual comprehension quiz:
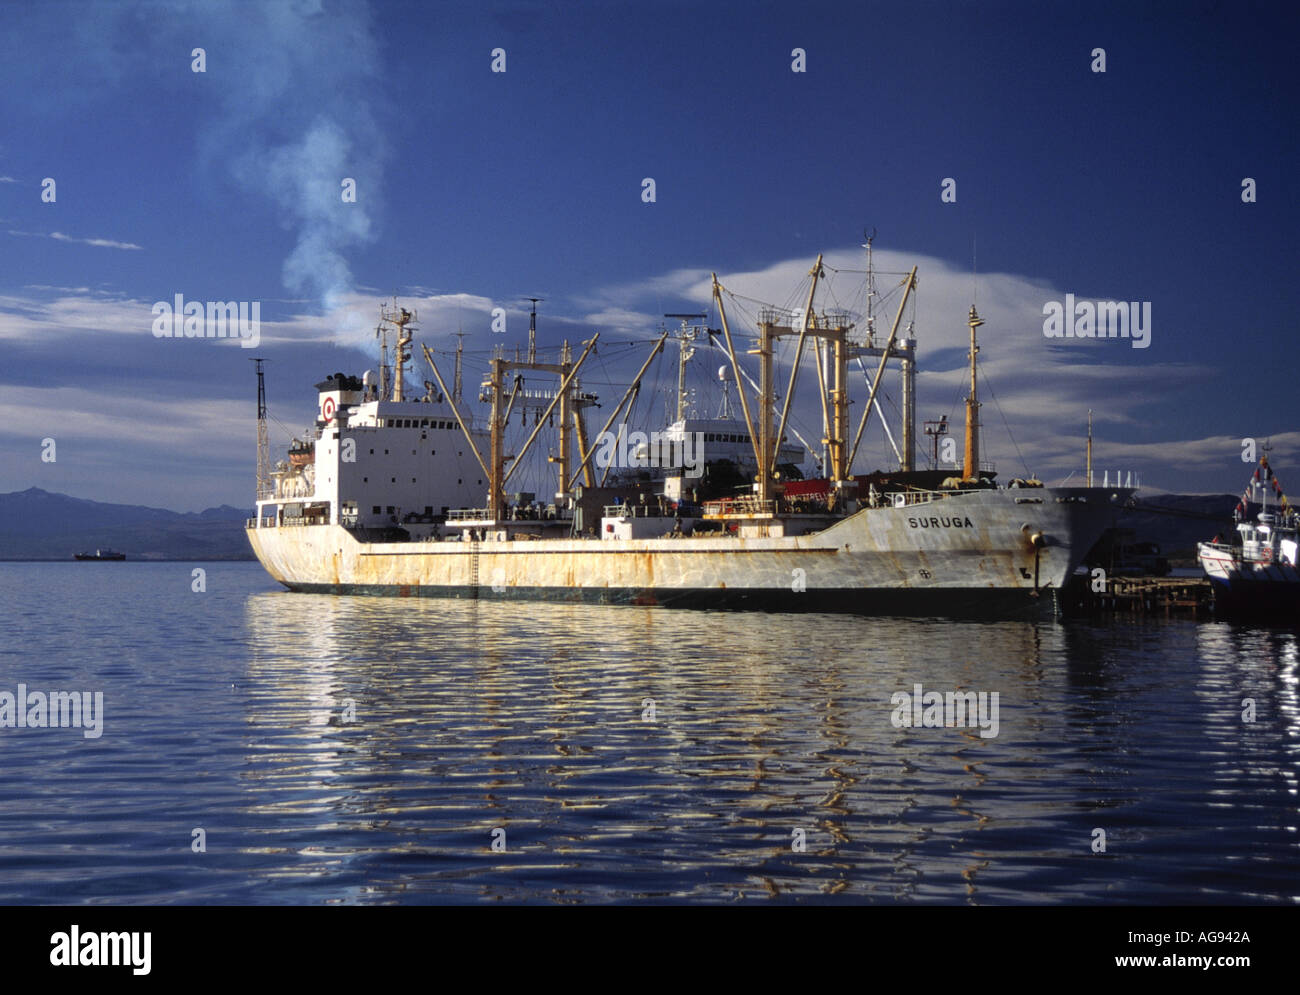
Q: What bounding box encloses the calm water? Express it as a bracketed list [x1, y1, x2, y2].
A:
[1, 561, 1297, 904]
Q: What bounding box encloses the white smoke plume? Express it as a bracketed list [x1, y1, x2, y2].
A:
[190, 0, 386, 337]
[16, 0, 388, 342]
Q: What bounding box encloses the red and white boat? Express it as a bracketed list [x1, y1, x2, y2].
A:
[1198, 453, 1300, 616]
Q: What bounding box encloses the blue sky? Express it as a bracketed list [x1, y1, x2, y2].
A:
[1, 0, 1296, 510]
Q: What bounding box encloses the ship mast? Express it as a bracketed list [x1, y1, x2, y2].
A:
[488, 349, 505, 519]
[900, 326, 915, 472]
[453, 331, 464, 404]
[1086, 409, 1093, 487]
[380, 302, 417, 402]
[847, 267, 918, 475]
[375, 322, 390, 401]
[423, 337, 600, 523]
[713, 277, 761, 486]
[665, 313, 705, 422]
[525, 297, 543, 365]
[863, 230, 917, 471]
[250, 357, 271, 500]
[715, 255, 916, 506]
[962, 304, 983, 482]
[760, 255, 826, 503]
[1260, 442, 1273, 517]
[556, 341, 573, 497]
[855, 231, 917, 473]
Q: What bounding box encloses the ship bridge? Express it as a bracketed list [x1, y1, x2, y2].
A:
[252, 366, 489, 536]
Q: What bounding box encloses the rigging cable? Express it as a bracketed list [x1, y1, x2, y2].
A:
[980, 364, 1033, 479]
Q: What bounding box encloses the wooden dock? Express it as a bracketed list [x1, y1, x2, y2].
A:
[1062, 575, 1212, 618]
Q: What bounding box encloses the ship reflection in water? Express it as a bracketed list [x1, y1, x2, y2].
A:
[230, 588, 1299, 904]
[2, 562, 1295, 904]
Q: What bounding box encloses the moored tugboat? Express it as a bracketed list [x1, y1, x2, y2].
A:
[1198, 451, 1300, 618]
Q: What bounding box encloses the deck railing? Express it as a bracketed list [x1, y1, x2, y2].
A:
[447, 508, 493, 522]
[703, 496, 776, 517]
[603, 503, 674, 519]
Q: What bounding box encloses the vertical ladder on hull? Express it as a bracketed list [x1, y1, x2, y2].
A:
[468, 539, 480, 599]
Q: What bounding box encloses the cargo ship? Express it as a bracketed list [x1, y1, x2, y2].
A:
[246, 254, 1135, 617]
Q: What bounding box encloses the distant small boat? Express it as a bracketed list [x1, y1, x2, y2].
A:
[73, 549, 126, 561]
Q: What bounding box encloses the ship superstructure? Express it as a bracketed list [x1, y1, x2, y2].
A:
[254, 304, 490, 536]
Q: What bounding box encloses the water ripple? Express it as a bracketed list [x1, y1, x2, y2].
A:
[0, 562, 1297, 903]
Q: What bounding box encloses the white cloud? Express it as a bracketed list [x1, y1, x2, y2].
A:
[0, 384, 250, 459]
[573, 246, 1237, 490]
[8, 229, 142, 250]
[0, 249, 1274, 496]
[0, 285, 564, 360]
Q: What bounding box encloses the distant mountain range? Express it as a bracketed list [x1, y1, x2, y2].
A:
[0, 486, 1239, 564]
[0, 488, 255, 560]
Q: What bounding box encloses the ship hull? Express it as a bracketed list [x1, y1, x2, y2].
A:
[1198, 542, 1300, 618]
[248, 487, 1127, 618]
[271, 580, 1055, 617]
